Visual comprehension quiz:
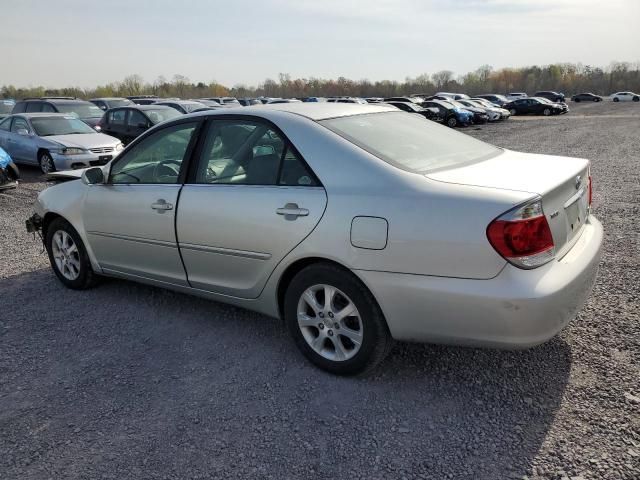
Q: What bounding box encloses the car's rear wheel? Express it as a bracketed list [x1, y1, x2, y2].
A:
[509, 108, 517, 115]
[45, 217, 98, 289]
[543, 108, 551, 116]
[613, 97, 619, 102]
[284, 263, 392, 375]
[446, 116, 457, 128]
[38, 151, 56, 174]
[633, 96, 639, 102]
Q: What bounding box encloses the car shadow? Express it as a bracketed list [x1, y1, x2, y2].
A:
[1, 268, 570, 480]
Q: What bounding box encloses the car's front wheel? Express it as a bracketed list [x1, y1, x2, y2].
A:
[543, 108, 551, 116]
[446, 116, 457, 128]
[509, 108, 517, 115]
[574, 98, 580, 102]
[284, 263, 392, 375]
[38, 151, 56, 174]
[613, 97, 619, 102]
[45, 217, 98, 289]
[633, 96, 639, 102]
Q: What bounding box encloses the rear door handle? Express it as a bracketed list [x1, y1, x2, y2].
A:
[151, 199, 173, 213]
[276, 203, 309, 219]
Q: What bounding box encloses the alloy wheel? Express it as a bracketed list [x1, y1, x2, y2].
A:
[39, 153, 54, 174]
[297, 284, 363, 362]
[51, 230, 81, 280]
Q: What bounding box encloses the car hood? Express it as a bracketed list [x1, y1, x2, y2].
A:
[45, 133, 119, 149]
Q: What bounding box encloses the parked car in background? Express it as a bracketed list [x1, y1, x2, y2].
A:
[446, 99, 489, 124]
[571, 93, 603, 102]
[611, 91, 640, 102]
[383, 101, 442, 121]
[534, 91, 565, 102]
[0, 113, 123, 173]
[435, 92, 470, 100]
[126, 95, 159, 105]
[90, 97, 134, 111]
[536, 97, 569, 113]
[457, 99, 501, 121]
[475, 94, 509, 106]
[238, 98, 263, 106]
[365, 97, 384, 103]
[267, 98, 303, 104]
[0, 100, 16, 119]
[470, 98, 511, 119]
[27, 103, 602, 375]
[98, 105, 181, 144]
[202, 97, 241, 107]
[12, 98, 104, 129]
[191, 99, 224, 108]
[422, 99, 474, 127]
[506, 92, 527, 100]
[0, 145, 19, 190]
[335, 98, 367, 104]
[504, 97, 566, 116]
[385, 97, 423, 104]
[303, 97, 328, 103]
[154, 100, 210, 114]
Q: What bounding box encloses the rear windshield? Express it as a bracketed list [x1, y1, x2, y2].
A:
[56, 103, 104, 119]
[144, 108, 181, 124]
[0, 102, 14, 114]
[320, 112, 500, 173]
[31, 117, 96, 136]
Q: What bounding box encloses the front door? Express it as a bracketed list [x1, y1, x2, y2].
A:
[177, 118, 327, 298]
[82, 120, 200, 285]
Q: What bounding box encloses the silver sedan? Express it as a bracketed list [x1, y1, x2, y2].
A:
[27, 103, 603, 375]
[0, 113, 123, 173]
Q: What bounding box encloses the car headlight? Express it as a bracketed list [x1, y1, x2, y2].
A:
[59, 147, 86, 155]
[115, 142, 124, 151]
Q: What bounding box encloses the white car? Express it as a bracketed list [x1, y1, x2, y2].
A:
[27, 103, 603, 375]
[611, 91, 639, 102]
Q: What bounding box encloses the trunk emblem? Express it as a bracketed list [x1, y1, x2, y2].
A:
[575, 175, 582, 190]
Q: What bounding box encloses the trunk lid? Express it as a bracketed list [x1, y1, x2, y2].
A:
[427, 149, 590, 254]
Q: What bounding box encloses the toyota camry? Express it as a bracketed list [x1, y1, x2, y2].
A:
[26, 103, 603, 375]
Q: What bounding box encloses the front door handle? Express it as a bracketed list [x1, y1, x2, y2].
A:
[151, 199, 173, 213]
[276, 203, 309, 219]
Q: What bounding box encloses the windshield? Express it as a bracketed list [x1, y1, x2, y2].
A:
[106, 99, 133, 108]
[320, 112, 501, 173]
[56, 103, 104, 118]
[31, 116, 96, 136]
[145, 108, 181, 124]
[448, 100, 469, 109]
[182, 102, 206, 112]
[0, 102, 14, 114]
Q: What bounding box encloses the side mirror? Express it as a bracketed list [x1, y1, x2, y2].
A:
[81, 167, 105, 185]
[17, 128, 29, 136]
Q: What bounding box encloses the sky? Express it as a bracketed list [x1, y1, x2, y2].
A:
[1, 0, 638, 88]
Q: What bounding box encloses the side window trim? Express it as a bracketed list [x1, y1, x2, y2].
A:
[107, 118, 203, 185]
[184, 114, 322, 188]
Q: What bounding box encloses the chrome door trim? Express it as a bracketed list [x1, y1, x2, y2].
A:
[87, 231, 177, 248]
[179, 242, 271, 260]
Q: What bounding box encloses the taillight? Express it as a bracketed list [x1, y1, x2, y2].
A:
[487, 199, 555, 269]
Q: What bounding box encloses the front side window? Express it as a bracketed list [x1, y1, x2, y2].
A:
[41, 103, 56, 113]
[110, 122, 197, 184]
[128, 110, 148, 127]
[195, 120, 317, 186]
[321, 111, 500, 173]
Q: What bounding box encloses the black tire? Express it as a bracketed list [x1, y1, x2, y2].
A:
[284, 263, 393, 375]
[38, 151, 56, 174]
[543, 108, 551, 116]
[45, 217, 99, 290]
[593, 98, 599, 102]
[613, 97, 619, 102]
[633, 96, 639, 102]
[446, 116, 457, 128]
[574, 98, 580, 102]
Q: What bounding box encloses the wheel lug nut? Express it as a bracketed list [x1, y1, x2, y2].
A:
[334, 323, 339, 329]
[328, 312, 334, 318]
[318, 323, 324, 329]
[319, 312, 324, 318]
[328, 330, 333, 336]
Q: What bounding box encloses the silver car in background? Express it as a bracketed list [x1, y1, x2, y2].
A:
[0, 113, 123, 173]
[27, 103, 603, 375]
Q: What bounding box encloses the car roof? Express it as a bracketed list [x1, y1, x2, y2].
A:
[22, 99, 92, 104]
[156, 100, 203, 105]
[114, 105, 177, 111]
[90, 97, 129, 101]
[11, 113, 71, 118]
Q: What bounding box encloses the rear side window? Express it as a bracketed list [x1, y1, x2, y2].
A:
[12, 102, 26, 113]
[25, 102, 42, 113]
[11, 117, 30, 133]
[108, 110, 126, 126]
[321, 111, 500, 173]
[41, 103, 56, 113]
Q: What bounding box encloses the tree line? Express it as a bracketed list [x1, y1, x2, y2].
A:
[2, 62, 639, 100]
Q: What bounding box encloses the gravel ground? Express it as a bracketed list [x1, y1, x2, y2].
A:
[1, 101, 638, 480]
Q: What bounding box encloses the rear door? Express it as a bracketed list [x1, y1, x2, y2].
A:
[83, 120, 200, 285]
[177, 117, 327, 298]
[103, 108, 126, 140]
[6, 116, 33, 162]
[125, 109, 149, 143]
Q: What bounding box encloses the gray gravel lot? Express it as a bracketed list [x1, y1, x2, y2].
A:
[1, 101, 639, 480]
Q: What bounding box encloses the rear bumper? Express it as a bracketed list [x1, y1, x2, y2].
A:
[357, 216, 603, 348]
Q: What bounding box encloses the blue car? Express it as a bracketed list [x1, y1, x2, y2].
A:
[0, 146, 19, 190]
[422, 100, 474, 127]
[0, 99, 15, 120]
